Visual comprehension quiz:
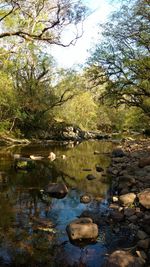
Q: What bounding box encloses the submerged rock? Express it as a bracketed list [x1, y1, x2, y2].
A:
[66, 217, 98, 241]
[14, 158, 36, 170]
[44, 182, 68, 199]
[86, 174, 96, 180]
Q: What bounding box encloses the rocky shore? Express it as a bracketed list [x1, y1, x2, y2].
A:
[104, 139, 150, 266]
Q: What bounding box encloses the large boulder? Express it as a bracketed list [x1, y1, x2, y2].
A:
[103, 250, 143, 267]
[138, 188, 150, 209]
[66, 217, 98, 241]
[44, 182, 68, 199]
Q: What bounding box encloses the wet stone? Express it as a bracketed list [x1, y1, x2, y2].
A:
[110, 210, 124, 222]
[66, 217, 98, 241]
[119, 193, 136, 206]
[128, 215, 138, 223]
[138, 157, 150, 168]
[137, 239, 150, 249]
[138, 188, 150, 209]
[44, 182, 68, 199]
[95, 165, 104, 172]
[124, 208, 136, 217]
[80, 194, 91, 204]
[112, 148, 126, 157]
[86, 174, 96, 180]
[137, 230, 148, 240]
[102, 250, 143, 267]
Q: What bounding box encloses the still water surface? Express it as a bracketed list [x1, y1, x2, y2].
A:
[0, 140, 116, 267]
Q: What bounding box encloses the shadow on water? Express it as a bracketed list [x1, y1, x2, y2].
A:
[0, 140, 133, 267]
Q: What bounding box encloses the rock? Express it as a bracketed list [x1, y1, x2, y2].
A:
[138, 157, 150, 168]
[80, 195, 91, 204]
[86, 174, 96, 180]
[94, 150, 101, 155]
[138, 188, 150, 209]
[124, 208, 136, 217]
[143, 165, 150, 172]
[109, 203, 120, 210]
[48, 152, 56, 161]
[102, 250, 143, 267]
[112, 148, 126, 157]
[44, 183, 68, 198]
[137, 238, 150, 249]
[128, 214, 138, 223]
[119, 193, 136, 206]
[136, 250, 147, 262]
[95, 165, 104, 172]
[137, 230, 148, 240]
[66, 217, 98, 241]
[110, 210, 124, 222]
[119, 175, 136, 185]
[120, 187, 130, 195]
[112, 196, 119, 202]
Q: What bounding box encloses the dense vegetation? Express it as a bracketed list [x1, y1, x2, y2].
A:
[0, 0, 149, 137]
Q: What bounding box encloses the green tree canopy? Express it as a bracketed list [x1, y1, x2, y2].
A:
[0, 0, 87, 46]
[88, 0, 150, 116]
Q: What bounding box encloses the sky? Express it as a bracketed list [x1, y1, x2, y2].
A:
[50, 0, 116, 69]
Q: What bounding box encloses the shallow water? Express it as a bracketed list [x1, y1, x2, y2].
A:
[0, 140, 118, 266]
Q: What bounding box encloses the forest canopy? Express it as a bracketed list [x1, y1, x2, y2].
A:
[0, 0, 150, 137]
[88, 0, 150, 117]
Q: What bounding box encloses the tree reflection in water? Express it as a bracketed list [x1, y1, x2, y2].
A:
[0, 140, 114, 266]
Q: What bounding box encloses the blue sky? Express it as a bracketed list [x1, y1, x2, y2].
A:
[50, 0, 116, 68]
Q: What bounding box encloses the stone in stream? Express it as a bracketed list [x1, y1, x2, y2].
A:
[94, 150, 101, 155]
[44, 182, 68, 199]
[95, 165, 104, 172]
[102, 250, 144, 267]
[86, 174, 96, 180]
[138, 188, 150, 209]
[137, 230, 148, 240]
[119, 193, 136, 206]
[110, 210, 124, 222]
[112, 148, 126, 158]
[66, 217, 98, 241]
[80, 194, 91, 204]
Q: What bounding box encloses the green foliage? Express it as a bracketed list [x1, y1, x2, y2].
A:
[55, 91, 98, 130]
[89, 0, 150, 118]
[123, 107, 150, 131]
[0, 50, 20, 133]
[0, 0, 87, 46]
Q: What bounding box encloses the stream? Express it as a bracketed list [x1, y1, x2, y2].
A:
[0, 140, 127, 267]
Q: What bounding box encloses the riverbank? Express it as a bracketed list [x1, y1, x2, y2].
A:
[104, 138, 150, 266]
[0, 127, 111, 147]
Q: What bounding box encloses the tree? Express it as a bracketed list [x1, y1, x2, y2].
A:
[0, 0, 87, 46]
[0, 48, 20, 133]
[10, 45, 81, 133]
[89, 0, 150, 116]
